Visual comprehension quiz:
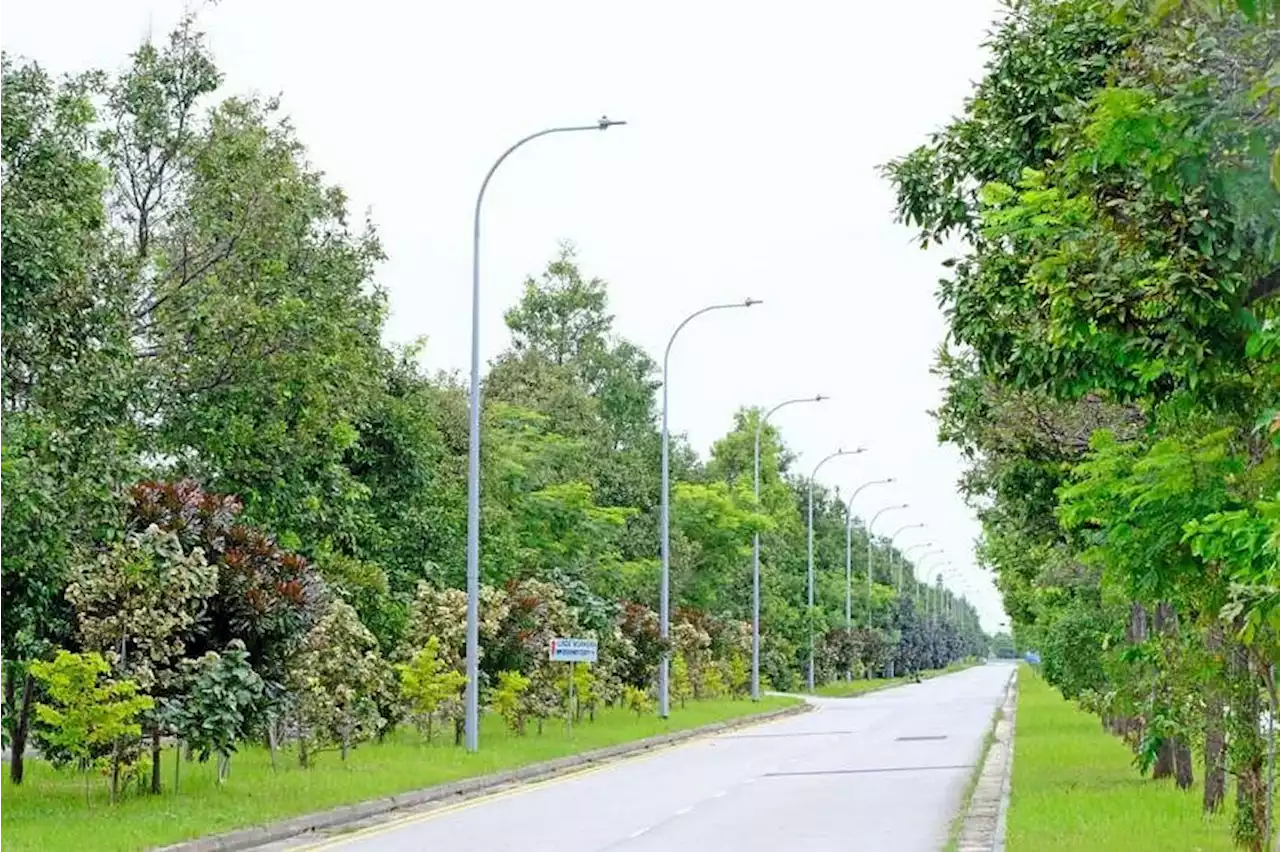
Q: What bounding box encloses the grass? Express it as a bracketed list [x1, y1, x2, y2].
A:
[812, 658, 982, 698]
[1006, 666, 1234, 852]
[2, 695, 798, 852]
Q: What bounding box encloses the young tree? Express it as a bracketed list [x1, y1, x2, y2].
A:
[396, 637, 465, 743]
[490, 671, 531, 735]
[171, 641, 265, 786]
[30, 651, 153, 804]
[288, 600, 386, 765]
[66, 524, 216, 793]
[670, 653, 693, 709]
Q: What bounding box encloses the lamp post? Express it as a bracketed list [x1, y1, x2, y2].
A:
[752, 395, 827, 701]
[660, 299, 761, 718]
[465, 117, 625, 752]
[907, 548, 943, 610]
[843, 478, 893, 680]
[807, 448, 865, 691]
[865, 504, 908, 609]
[886, 523, 926, 592]
[883, 522, 924, 677]
[899, 541, 934, 595]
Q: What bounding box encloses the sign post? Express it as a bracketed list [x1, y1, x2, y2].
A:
[549, 638, 598, 734]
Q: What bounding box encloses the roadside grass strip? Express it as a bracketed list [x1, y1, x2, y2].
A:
[813, 658, 982, 698]
[1005, 667, 1234, 852]
[1, 696, 798, 852]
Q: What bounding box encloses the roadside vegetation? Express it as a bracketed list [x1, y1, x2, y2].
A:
[1007, 669, 1234, 851]
[0, 10, 984, 849]
[812, 657, 982, 698]
[886, 0, 1279, 848]
[2, 695, 798, 852]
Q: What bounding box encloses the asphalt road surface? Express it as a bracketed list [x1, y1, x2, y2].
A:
[299, 663, 1014, 852]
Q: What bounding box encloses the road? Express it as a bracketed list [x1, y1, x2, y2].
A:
[298, 663, 1014, 852]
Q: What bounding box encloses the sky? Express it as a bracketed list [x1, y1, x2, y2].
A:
[3, 0, 1011, 632]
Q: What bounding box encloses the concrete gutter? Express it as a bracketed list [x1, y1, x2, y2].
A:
[155, 701, 811, 852]
[957, 668, 1018, 852]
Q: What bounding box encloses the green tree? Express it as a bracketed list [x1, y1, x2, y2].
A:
[396, 637, 465, 743]
[670, 653, 693, 709]
[172, 641, 266, 786]
[30, 651, 153, 804]
[490, 670, 531, 735]
[288, 600, 386, 765]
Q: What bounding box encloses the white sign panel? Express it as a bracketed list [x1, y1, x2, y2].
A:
[549, 637, 598, 663]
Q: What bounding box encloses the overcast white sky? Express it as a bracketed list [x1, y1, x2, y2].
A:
[4, 0, 1012, 631]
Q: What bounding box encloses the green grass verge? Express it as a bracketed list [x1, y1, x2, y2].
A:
[812, 658, 982, 698]
[2, 695, 799, 852]
[1006, 666, 1233, 852]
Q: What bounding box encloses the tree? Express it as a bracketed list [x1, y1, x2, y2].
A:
[30, 651, 153, 804]
[1, 57, 137, 785]
[670, 653, 693, 709]
[396, 637, 465, 743]
[66, 524, 216, 793]
[288, 599, 385, 765]
[172, 641, 265, 786]
[490, 670, 531, 735]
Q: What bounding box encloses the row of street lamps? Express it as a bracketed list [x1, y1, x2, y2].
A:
[463, 117, 977, 751]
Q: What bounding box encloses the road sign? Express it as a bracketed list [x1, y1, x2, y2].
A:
[549, 637, 598, 663]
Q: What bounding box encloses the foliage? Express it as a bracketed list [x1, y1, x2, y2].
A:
[396, 637, 465, 742]
[287, 600, 385, 763]
[171, 641, 265, 783]
[490, 671, 531, 736]
[623, 685, 654, 718]
[29, 652, 152, 800]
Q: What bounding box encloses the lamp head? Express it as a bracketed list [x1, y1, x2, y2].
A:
[815, 394, 828, 402]
[744, 298, 762, 307]
[598, 116, 627, 129]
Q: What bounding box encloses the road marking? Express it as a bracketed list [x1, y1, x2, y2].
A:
[628, 826, 651, 838]
[712, 790, 728, 798]
[674, 806, 693, 816]
[294, 709, 800, 850]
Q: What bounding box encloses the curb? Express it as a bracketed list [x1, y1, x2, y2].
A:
[155, 701, 811, 852]
[956, 668, 1018, 852]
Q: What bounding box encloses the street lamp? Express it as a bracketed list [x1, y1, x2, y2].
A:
[465, 116, 625, 751]
[751, 395, 827, 701]
[887, 523, 926, 592]
[843, 478, 893, 679]
[900, 541, 934, 589]
[807, 448, 865, 691]
[659, 298, 761, 718]
[865, 503, 908, 609]
[907, 548, 943, 609]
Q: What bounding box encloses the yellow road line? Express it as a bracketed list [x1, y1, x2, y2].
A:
[295, 707, 804, 850]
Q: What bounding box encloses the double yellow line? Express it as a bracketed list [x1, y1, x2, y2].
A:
[295, 717, 768, 851]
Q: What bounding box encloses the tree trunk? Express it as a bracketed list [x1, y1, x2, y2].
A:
[8, 673, 34, 785]
[1174, 737, 1194, 790]
[1204, 621, 1226, 812]
[454, 717, 464, 746]
[150, 728, 162, 794]
[173, 741, 181, 793]
[1231, 639, 1267, 851]
[267, 718, 278, 772]
[299, 735, 310, 769]
[1153, 738, 1176, 780]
